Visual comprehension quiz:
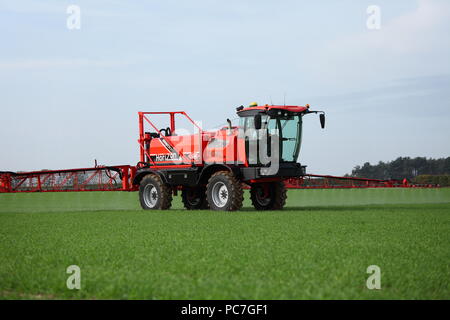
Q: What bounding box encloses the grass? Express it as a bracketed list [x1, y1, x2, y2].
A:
[0, 188, 449, 299]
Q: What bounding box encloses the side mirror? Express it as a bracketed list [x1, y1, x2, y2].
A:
[254, 114, 262, 130]
[320, 113, 325, 129]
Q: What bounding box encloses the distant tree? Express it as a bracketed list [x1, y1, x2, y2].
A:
[349, 157, 450, 180]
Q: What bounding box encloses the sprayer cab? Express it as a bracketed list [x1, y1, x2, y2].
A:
[236, 103, 325, 164]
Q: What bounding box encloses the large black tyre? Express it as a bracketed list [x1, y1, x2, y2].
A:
[139, 174, 172, 210]
[181, 186, 209, 210]
[206, 171, 243, 211]
[250, 181, 287, 210]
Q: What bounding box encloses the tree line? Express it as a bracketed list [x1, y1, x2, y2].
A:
[348, 157, 450, 186]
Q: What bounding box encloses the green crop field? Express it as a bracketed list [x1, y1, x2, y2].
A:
[0, 188, 449, 300]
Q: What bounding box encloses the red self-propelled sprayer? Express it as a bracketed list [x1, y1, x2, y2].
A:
[0, 103, 420, 210]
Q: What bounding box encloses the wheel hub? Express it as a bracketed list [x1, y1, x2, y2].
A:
[186, 189, 201, 205]
[212, 182, 229, 208]
[143, 184, 158, 208]
[255, 186, 271, 206]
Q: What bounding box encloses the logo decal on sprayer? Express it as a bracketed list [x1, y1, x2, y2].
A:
[153, 153, 182, 162]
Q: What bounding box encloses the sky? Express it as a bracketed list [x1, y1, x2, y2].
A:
[0, 0, 449, 175]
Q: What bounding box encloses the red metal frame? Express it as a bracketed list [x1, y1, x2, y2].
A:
[138, 111, 203, 166]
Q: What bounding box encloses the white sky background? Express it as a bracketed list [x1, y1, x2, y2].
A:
[0, 0, 449, 174]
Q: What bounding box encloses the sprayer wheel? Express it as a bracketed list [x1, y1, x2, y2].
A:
[206, 171, 243, 211]
[250, 181, 287, 210]
[181, 186, 209, 210]
[139, 174, 172, 210]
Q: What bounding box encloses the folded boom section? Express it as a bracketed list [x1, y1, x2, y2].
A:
[0, 166, 137, 193]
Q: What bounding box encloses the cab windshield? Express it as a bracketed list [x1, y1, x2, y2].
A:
[240, 114, 302, 163]
[263, 114, 302, 162]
